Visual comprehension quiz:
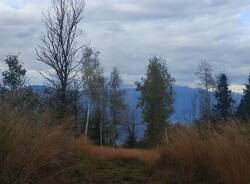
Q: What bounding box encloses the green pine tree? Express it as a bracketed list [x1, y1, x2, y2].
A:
[136, 56, 175, 146]
[214, 73, 234, 120]
[237, 74, 250, 121]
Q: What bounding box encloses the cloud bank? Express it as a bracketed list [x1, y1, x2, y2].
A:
[0, 0, 250, 92]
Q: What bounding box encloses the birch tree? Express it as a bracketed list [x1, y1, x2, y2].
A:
[136, 57, 175, 146]
[81, 46, 103, 135]
[108, 67, 126, 145]
[195, 61, 215, 124]
[2, 55, 26, 91]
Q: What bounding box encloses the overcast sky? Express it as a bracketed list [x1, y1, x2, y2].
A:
[0, 0, 250, 92]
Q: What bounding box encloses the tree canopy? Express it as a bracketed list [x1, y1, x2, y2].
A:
[136, 56, 175, 146]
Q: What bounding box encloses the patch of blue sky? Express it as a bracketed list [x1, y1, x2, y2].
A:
[240, 10, 250, 27]
[3, 0, 25, 10]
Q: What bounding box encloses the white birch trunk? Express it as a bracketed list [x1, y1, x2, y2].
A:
[85, 101, 90, 135]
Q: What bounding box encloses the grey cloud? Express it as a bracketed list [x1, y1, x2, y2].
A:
[85, 0, 250, 22]
[0, 0, 250, 90]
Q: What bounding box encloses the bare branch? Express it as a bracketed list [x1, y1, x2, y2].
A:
[36, 0, 85, 108]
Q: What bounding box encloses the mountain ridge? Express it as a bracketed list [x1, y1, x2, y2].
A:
[31, 85, 242, 123]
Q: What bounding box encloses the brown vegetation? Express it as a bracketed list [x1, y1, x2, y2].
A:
[79, 122, 250, 183]
[78, 139, 160, 165]
[160, 122, 250, 184]
[0, 112, 80, 184]
[1, 111, 250, 184]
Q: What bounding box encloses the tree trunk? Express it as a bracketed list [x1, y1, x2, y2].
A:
[100, 120, 103, 145]
[85, 101, 90, 135]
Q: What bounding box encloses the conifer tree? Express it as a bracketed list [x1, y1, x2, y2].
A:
[214, 73, 234, 120]
[136, 56, 175, 146]
[237, 74, 250, 121]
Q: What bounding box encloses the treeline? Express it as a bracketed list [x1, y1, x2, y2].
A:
[0, 53, 128, 146]
[194, 61, 250, 124]
[1, 0, 250, 148]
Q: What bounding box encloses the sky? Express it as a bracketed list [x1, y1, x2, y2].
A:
[0, 0, 250, 93]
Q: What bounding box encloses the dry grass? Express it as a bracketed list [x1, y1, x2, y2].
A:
[1, 105, 250, 184]
[160, 123, 250, 184]
[76, 122, 250, 183]
[0, 116, 80, 184]
[78, 138, 160, 165]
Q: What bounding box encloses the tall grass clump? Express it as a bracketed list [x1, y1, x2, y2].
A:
[0, 109, 81, 184]
[160, 122, 250, 184]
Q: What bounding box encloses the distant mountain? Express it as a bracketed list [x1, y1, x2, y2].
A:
[31, 85, 242, 123]
[124, 85, 242, 123]
[124, 86, 200, 123]
[31, 85, 242, 141]
[32, 85, 47, 94]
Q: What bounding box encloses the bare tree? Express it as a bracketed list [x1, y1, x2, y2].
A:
[195, 61, 215, 125]
[190, 93, 199, 123]
[124, 108, 138, 148]
[182, 93, 199, 123]
[36, 0, 85, 114]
